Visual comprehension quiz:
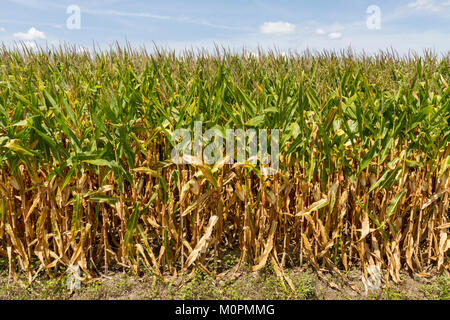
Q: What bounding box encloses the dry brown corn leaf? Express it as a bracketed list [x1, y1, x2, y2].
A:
[251, 221, 278, 271]
[184, 215, 218, 269]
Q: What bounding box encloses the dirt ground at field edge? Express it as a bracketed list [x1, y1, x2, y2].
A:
[0, 265, 448, 300]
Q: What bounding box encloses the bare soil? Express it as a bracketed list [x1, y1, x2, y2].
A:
[0, 264, 448, 300]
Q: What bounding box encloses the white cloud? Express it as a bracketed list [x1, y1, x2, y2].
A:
[84, 8, 245, 31]
[13, 27, 46, 40]
[133, 26, 450, 56]
[315, 28, 326, 35]
[328, 32, 342, 40]
[383, 0, 450, 22]
[260, 21, 295, 35]
[0, 27, 5, 33]
[407, 0, 449, 12]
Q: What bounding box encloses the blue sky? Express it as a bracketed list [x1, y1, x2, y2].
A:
[0, 0, 449, 54]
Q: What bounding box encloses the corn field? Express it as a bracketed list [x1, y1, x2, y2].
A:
[0, 45, 449, 288]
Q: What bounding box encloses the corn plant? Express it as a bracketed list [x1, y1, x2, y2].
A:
[0, 45, 448, 287]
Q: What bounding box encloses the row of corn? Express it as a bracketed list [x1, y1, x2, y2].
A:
[0, 45, 448, 286]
